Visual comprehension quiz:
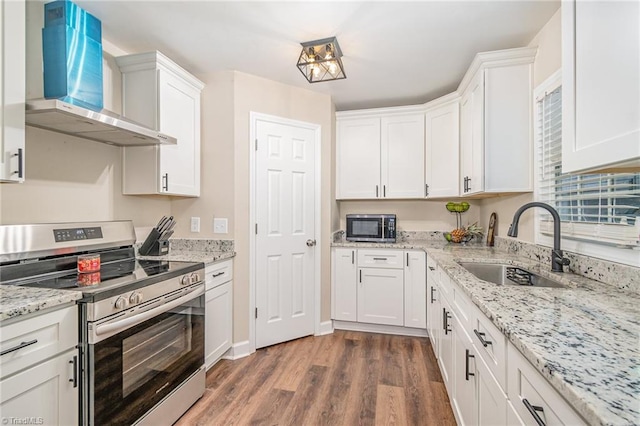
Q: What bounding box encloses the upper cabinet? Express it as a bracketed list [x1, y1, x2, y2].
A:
[117, 52, 204, 197]
[336, 108, 425, 199]
[425, 94, 460, 198]
[561, 0, 640, 173]
[0, 0, 26, 183]
[459, 48, 536, 196]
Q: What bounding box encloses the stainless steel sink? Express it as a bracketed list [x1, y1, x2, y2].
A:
[457, 262, 565, 288]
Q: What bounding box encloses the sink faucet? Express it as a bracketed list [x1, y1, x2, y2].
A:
[507, 202, 570, 272]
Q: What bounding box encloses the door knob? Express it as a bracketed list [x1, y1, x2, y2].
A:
[306, 239, 317, 247]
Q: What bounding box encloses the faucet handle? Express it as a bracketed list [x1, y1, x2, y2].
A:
[552, 250, 570, 266]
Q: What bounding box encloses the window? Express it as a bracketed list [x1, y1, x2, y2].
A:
[535, 72, 640, 262]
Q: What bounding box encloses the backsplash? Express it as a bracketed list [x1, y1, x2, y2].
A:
[495, 236, 639, 292]
[331, 229, 445, 243]
[170, 239, 234, 252]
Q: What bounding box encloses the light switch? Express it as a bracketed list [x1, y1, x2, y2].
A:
[190, 217, 200, 233]
[213, 218, 228, 234]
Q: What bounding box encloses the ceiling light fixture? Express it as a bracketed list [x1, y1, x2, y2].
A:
[297, 37, 346, 83]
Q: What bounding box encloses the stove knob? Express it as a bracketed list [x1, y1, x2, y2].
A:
[190, 272, 200, 283]
[114, 296, 129, 310]
[181, 275, 191, 286]
[129, 292, 143, 305]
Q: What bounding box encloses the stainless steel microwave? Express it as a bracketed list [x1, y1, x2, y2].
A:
[346, 214, 397, 243]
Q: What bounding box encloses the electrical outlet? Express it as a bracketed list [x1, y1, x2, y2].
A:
[190, 217, 200, 233]
[213, 218, 228, 234]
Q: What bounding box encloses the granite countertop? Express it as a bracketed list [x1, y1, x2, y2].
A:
[137, 249, 235, 264]
[0, 286, 82, 322]
[332, 241, 640, 426]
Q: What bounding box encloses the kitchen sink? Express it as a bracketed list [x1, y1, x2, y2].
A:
[457, 262, 565, 288]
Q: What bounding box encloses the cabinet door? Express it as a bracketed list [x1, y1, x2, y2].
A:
[438, 296, 455, 393]
[0, 349, 78, 425]
[425, 102, 459, 198]
[562, 0, 640, 173]
[357, 267, 404, 326]
[452, 314, 477, 426]
[158, 69, 201, 196]
[476, 353, 507, 426]
[460, 71, 484, 195]
[404, 250, 426, 328]
[205, 281, 232, 369]
[336, 118, 381, 199]
[332, 248, 357, 322]
[381, 114, 425, 198]
[0, 0, 25, 182]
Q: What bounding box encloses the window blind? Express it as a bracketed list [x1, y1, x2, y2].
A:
[536, 86, 640, 247]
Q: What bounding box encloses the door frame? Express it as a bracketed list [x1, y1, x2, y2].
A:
[249, 111, 322, 352]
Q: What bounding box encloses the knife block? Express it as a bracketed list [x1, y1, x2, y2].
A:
[138, 229, 169, 256]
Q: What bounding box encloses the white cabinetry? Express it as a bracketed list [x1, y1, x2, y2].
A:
[0, 305, 79, 425]
[459, 48, 536, 195]
[561, 0, 640, 173]
[426, 256, 440, 353]
[117, 51, 204, 196]
[0, 0, 25, 183]
[332, 248, 427, 331]
[336, 110, 425, 199]
[332, 248, 357, 322]
[204, 259, 233, 369]
[425, 97, 459, 198]
[404, 250, 426, 328]
[438, 294, 454, 392]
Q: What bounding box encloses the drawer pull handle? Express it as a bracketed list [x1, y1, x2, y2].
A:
[69, 355, 78, 388]
[212, 272, 225, 278]
[443, 308, 451, 335]
[372, 257, 388, 261]
[465, 349, 475, 380]
[430, 287, 436, 303]
[523, 399, 546, 426]
[428, 266, 435, 271]
[474, 329, 492, 347]
[1, 339, 38, 356]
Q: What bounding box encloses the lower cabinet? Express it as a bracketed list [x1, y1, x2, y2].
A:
[357, 267, 404, 326]
[426, 256, 440, 352]
[0, 305, 79, 425]
[205, 260, 233, 369]
[438, 296, 455, 393]
[0, 349, 78, 425]
[331, 248, 426, 329]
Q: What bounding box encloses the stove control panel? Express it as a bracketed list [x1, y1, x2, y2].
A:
[53, 226, 103, 242]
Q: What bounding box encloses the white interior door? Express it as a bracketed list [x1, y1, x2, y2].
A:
[255, 117, 316, 349]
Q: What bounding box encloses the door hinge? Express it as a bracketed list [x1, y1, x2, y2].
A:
[255, 307, 258, 318]
[255, 223, 258, 234]
[255, 139, 258, 151]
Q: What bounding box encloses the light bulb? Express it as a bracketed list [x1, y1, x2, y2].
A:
[312, 65, 320, 77]
[329, 61, 337, 75]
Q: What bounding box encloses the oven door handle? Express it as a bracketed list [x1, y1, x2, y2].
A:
[94, 286, 204, 339]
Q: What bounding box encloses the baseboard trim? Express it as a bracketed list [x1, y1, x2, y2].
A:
[316, 320, 334, 336]
[223, 340, 253, 360]
[333, 320, 428, 337]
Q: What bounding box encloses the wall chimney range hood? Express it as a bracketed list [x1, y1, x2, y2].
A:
[25, 99, 176, 146]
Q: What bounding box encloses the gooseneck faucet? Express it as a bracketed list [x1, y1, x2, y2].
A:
[507, 202, 570, 272]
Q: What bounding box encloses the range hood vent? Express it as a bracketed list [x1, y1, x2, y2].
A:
[25, 99, 176, 146]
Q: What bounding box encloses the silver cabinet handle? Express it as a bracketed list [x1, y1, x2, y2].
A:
[465, 349, 475, 381]
[428, 266, 436, 271]
[1, 339, 38, 356]
[372, 257, 387, 261]
[425, 183, 429, 197]
[383, 185, 386, 197]
[474, 329, 493, 347]
[430, 287, 436, 303]
[69, 355, 78, 388]
[406, 253, 409, 267]
[212, 272, 225, 278]
[351, 251, 354, 264]
[376, 185, 379, 197]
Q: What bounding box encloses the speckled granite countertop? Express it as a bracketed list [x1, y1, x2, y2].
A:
[0, 286, 81, 322]
[137, 250, 235, 264]
[332, 241, 640, 426]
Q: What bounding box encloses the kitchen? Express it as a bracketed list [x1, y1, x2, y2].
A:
[1, 1, 639, 425]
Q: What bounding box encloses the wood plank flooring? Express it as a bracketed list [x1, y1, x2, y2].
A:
[176, 330, 456, 426]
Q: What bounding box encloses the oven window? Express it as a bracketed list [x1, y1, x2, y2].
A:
[352, 220, 380, 237]
[122, 313, 193, 398]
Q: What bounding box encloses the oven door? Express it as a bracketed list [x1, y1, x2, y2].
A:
[88, 286, 204, 425]
[346, 215, 383, 242]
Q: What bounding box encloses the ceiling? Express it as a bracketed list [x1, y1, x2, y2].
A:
[74, 1, 560, 111]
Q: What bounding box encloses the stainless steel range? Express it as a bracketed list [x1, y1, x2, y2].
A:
[0, 221, 206, 425]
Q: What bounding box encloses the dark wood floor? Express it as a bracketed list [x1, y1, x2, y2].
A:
[176, 330, 456, 426]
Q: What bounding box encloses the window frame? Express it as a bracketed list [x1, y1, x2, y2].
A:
[533, 70, 640, 267]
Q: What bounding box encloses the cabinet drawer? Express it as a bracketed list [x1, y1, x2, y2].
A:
[1, 306, 78, 378]
[508, 345, 585, 426]
[357, 249, 404, 269]
[205, 259, 233, 290]
[472, 307, 507, 391]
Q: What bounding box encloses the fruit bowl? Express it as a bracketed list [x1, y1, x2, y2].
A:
[443, 232, 473, 244]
